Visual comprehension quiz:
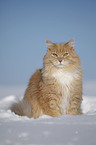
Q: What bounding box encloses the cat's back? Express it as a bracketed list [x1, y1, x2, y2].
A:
[29, 69, 42, 86]
[24, 69, 42, 98]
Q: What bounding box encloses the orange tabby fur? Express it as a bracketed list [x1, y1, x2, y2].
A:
[11, 39, 82, 118]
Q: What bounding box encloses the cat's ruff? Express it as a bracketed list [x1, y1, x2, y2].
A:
[52, 69, 78, 86]
[52, 69, 80, 114]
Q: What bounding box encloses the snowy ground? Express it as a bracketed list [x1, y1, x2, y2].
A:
[0, 81, 96, 145]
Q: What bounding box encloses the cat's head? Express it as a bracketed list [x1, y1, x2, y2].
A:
[45, 39, 80, 68]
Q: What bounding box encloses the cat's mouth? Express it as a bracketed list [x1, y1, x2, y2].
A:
[51, 61, 69, 68]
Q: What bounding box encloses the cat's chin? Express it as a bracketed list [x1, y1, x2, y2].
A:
[56, 65, 66, 68]
[53, 64, 66, 68]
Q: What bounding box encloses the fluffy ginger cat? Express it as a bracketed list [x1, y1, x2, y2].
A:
[10, 39, 82, 119]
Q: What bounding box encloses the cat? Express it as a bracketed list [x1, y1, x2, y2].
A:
[10, 39, 82, 119]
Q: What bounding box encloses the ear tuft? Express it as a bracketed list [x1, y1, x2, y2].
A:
[67, 38, 74, 48]
[46, 40, 54, 49]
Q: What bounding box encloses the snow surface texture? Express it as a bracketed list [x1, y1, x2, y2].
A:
[0, 82, 96, 145]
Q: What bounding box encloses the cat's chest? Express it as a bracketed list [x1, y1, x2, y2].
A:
[52, 69, 76, 113]
[52, 69, 75, 87]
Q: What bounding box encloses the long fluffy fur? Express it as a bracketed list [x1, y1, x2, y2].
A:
[10, 39, 82, 118]
[10, 98, 33, 118]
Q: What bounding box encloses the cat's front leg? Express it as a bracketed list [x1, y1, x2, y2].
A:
[42, 96, 62, 117]
[68, 95, 82, 115]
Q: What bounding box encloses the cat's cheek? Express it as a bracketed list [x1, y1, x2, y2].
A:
[50, 60, 57, 67]
[52, 60, 58, 65]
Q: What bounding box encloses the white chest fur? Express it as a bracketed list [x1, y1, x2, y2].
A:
[52, 69, 79, 114]
[52, 69, 75, 86]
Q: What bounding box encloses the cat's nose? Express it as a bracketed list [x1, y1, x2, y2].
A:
[58, 59, 62, 63]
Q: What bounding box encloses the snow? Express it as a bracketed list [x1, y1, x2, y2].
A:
[0, 82, 96, 145]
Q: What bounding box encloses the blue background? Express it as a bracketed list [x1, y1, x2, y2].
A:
[0, 0, 96, 85]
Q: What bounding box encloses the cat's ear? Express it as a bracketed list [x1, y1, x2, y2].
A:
[46, 40, 55, 50]
[67, 38, 74, 49]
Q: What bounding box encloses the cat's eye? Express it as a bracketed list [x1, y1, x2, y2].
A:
[63, 52, 69, 57]
[52, 53, 58, 57]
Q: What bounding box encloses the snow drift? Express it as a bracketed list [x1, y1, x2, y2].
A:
[0, 82, 96, 145]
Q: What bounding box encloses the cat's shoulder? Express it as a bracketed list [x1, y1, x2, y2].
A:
[29, 69, 42, 84]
